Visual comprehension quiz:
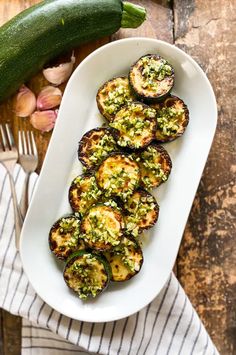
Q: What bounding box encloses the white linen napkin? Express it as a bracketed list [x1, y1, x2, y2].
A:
[0, 164, 219, 355]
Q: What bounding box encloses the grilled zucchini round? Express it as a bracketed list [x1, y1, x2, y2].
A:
[124, 189, 159, 237]
[96, 153, 140, 200]
[129, 54, 174, 102]
[96, 77, 135, 121]
[104, 236, 143, 281]
[63, 250, 111, 300]
[49, 215, 84, 261]
[151, 95, 189, 142]
[68, 174, 102, 217]
[78, 128, 117, 170]
[134, 144, 172, 190]
[81, 204, 124, 251]
[109, 102, 157, 149]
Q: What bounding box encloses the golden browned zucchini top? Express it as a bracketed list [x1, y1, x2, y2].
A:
[49, 215, 84, 260]
[96, 77, 135, 122]
[151, 95, 189, 142]
[69, 174, 102, 217]
[129, 54, 174, 101]
[63, 251, 110, 300]
[124, 189, 159, 237]
[104, 236, 143, 282]
[109, 102, 157, 149]
[96, 153, 140, 200]
[81, 204, 124, 251]
[134, 144, 172, 190]
[78, 127, 117, 170]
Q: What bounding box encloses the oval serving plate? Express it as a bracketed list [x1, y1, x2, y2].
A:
[20, 38, 217, 323]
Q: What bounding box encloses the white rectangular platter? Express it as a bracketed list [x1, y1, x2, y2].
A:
[20, 38, 217, 322]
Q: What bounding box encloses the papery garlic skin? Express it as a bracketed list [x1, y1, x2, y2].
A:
[43, 53, 76, 85]
[30, 110, 58, 132]
[37, 86, 62, 110]
[15, 85, 36, 117]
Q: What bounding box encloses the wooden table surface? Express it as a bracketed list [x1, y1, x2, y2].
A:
[0, 1, 235, 354]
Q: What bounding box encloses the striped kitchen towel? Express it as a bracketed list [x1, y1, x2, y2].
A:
[0, 164, 219, 355]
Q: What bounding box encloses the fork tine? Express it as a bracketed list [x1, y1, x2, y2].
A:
[6, 123, 16, 150]
[0, 124, 8, 150]
[30, 131, 38, 157]
[18, 130, 23, 154]
[22, 130, 27, 154]
[27, 131, 32, 154]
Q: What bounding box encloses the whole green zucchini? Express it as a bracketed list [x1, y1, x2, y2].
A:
[0, 0, 146, 102]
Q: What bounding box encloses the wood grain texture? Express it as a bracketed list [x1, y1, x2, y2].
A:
[0, 310, 21, 355]
[174, 1, 236, 354]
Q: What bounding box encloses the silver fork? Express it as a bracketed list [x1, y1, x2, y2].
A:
[0, 124, 23, 250]
[18, 129, 38, 219]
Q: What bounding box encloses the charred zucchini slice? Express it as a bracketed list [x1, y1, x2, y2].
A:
[104, 236, 143, 282]
[109, 102, 157, 149]
[129, 54, 174, 102]
[78, 128, 117, 170]
[96, 77, 135, 122]
[124, 189, 159, 237]
[151, 95, 189, 142]
[134, 144, 172, 190]
[96, 153, 140, 200]
[49, 215, 84, 260]
[64, 250, 111, 300]
[80, 204, 124, 251]
[69, 174, 102, 217]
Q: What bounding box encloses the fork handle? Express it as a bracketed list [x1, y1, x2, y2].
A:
[20, 173, 30, 219]
[8, 173, 23, 251]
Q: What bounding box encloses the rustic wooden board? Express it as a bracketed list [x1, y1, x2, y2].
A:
[0, 1, 235, 354]
[174, 1, 236, 354]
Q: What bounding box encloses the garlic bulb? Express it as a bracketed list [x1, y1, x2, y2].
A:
[37, 86, 62, 110]
[15, 85, 36, 117]
[43, 53, 76, 85]
[30, 110, 58, 132]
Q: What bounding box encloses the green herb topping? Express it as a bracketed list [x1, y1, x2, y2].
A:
[102, 83, 133, 116]
[156, 106, 184, 136]
[141, 56, 173, 89]
[88, 133, 117, 165]
[66, 254, 107, 299]
[125, 193, 157, 237]
[58, 217, 80, 248]
[112, 238, 141, 273]
[82, 206, 122, 247]
[71, 175, 103, 217]
[110, 103, 156, 148]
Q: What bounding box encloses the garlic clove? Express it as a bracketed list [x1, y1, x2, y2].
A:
[43, 53, 76, 85]
[37, 86, 62, 110]
[30, 110, 58, 132]
[15, 85, 36, 117]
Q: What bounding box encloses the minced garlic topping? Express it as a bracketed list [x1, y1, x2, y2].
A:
[82, 206, 122, 247]
[57, 217, 80, 249]
[71, 175, 102, 216]
[88, 133, 117, 165]
[141, 146, 167, 181]
[97, 155, 140, 200]
[141, 56, 172, 89]
[65, 254, 107, 299]
[125, 193, 156, 237]
[156, 106, 184, 136]
[112, 238, 142, 273]
[110, 104, 156, 148]
[102, 82, 133, 116]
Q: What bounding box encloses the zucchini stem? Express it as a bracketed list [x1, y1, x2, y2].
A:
[121, 2, 146, 28]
